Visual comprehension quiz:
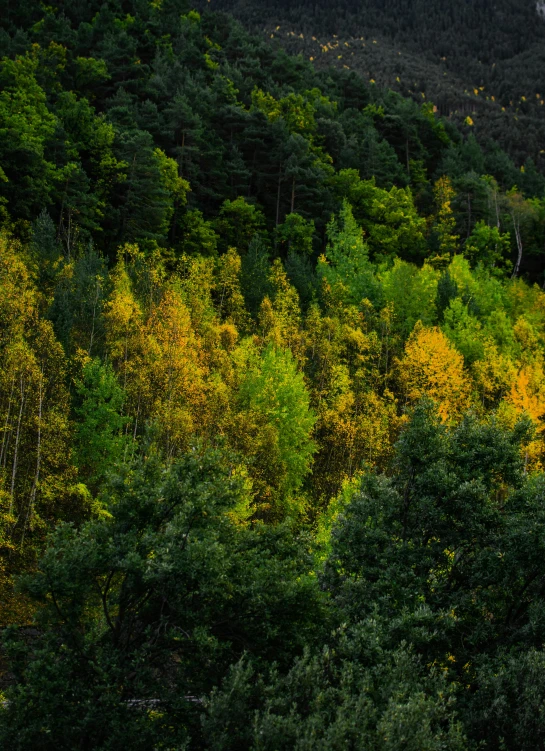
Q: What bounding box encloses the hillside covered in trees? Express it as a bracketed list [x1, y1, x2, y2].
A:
[3, 1, 545, 748]
[202, 0, 545, 172]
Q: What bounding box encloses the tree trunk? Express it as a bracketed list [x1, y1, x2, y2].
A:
[25, 372, 43, 536]
[89, 278, 101, 356]
[9, 375, 25, 514]
[0, 373, 15, 469]
[511, 215, 523, 278]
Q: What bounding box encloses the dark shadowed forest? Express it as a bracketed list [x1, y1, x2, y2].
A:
[203, 0, 545, 173]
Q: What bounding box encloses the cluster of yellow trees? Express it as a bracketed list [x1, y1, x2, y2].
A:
[2, 208, 545, 620]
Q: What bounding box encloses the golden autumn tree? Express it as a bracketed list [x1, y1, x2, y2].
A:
[142, 286, 209, 459]
[258, 259, 303, 357]
[177, 252, 242, 441]
[103, 252, 147, 436]
[104, 249, 238, 457]
[302, 302, 399, 504]
[507, 365, 545, 421]
[215, 247, 250, 332]
[0, 234, 36, 347]
[471, 340, 517, 410]
[501, 363, 545, 469]
[397, 322, 470, 421]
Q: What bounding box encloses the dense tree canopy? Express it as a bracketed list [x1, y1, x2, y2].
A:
[2, 2, 545, 748]
[205, 0, 545, 174]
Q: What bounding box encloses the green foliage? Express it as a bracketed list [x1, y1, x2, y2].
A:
[0, 448, 323, 748]
[214, 197, 266, 254]
[215, 0, 545, 176]
[0, 55, 58, 217]
[318, 200, 379, 307]
[442, 299, 486, 365]
[381, 259, 439, 336]
[117, 131, 179, 246]
[203, 647, 466, 751]
[179, 209, 219, 257]
[48, 245, 107, 356]
[324, 402, 534, 661]
[31, 209, 62, 290]
[239, 344, 316, 515]
[464, 220, 512, 273]
[240, 235, 273, 314]
[435, 269, 458, 321]
[3, 4, 545, 748]
[274, 212, 315, 256]
[332, 169, 427, 262]
[73, 359, 128, 488]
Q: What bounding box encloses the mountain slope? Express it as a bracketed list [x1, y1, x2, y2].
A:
[199, 0, 545, 168]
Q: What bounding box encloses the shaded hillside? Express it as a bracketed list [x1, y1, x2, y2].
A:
[200, 0, 545, 169]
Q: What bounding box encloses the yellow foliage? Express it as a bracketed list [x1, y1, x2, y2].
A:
[104, 257, 145, 386]
[397, 322, 469, 421]
[303, 304, 399, 501]
[500, 363, 545, 469]
[0, 249, 76, 623]
[215, 248, 250, 331]
[142, 288, 209, 456]
[219, 322, 239, 352]
[0, 233, 37, 346]
[513, 317, 542, 363]
[471, 341, 517, 409]
[506, 365, 545, 425]
[258, 260, 302, 356]
[104, 251, 242, 457]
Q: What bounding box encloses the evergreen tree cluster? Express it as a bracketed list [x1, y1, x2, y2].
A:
[203, 0, 545, 172]
[1, 0, 545, 267]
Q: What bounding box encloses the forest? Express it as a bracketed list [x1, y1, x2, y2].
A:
[2, 0, 545, 748]
[204, 0, 545, 173]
